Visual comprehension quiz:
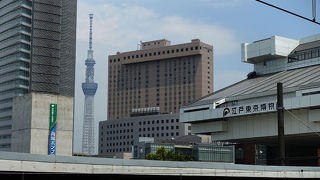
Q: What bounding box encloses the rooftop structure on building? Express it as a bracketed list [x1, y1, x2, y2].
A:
[0, 0, 77, 151]
[180, 33, 320, 166]
[108, 39, 213, 120]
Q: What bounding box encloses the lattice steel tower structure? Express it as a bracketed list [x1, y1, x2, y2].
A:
[82, 14, 98, 155]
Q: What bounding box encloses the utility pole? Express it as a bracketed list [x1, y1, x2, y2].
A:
[277, 82, 285, 166]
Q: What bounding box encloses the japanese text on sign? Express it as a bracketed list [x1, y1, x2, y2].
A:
[223, 101, 276, 117]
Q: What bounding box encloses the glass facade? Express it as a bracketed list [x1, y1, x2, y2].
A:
[146, 143, 174, 155]
[288, 46, 320, 63]
[193, 145, 234, 163]
[0, 0, 32, 151]
[133, 140, 235, 163]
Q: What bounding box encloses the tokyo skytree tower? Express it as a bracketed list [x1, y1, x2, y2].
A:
[82, 14, 98, 155]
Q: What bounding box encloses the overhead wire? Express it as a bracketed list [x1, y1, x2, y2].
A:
[284, 108, 320, 137]
[256, 0, 320, 25]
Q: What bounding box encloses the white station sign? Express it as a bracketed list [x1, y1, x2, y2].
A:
[222, 101, 277, 118]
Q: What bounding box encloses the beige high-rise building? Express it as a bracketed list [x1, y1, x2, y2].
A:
[108, 39, 213, 120]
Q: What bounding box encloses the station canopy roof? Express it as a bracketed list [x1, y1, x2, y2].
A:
[184, 64, 320, 108]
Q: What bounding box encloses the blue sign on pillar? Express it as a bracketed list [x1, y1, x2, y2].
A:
[49, 104, 57, 155]
[49, 125, 56, 155]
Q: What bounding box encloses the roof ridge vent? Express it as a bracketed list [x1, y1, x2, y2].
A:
[247, 71, 257, 79]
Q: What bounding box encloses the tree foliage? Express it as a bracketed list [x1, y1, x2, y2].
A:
[146, 146, 194, 161]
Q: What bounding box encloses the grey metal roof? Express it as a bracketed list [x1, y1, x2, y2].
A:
[290, 40, 320, 54]
[185, 64, 320, 107]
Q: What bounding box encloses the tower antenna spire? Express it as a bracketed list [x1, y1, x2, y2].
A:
[89, 14, 93, 50]
[82, 13, 97, 155]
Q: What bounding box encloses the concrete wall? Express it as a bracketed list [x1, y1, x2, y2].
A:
[11, 93, 74, 156]
[205, 108, 320, 142]
[182, 88, 320, 142]
[181, 91, 320, 124]
[1, 151, 320, 178]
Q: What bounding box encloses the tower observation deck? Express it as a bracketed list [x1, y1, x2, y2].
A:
[82, 14, 98, 155]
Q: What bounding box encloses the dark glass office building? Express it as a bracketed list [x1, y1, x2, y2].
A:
[0, 0, 77, 151]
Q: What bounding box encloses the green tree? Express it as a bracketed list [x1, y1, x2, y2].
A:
[146, 153, 156, 160]
[155, 146, 168, 160]
[146, 146, 194, 161]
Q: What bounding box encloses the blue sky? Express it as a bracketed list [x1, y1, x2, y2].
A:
[73, 0, 320, 153]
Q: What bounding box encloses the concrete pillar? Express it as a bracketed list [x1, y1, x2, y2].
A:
[11, 93, 74, 156]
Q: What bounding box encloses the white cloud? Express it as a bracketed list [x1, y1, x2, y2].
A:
[76, 1, 240, 56]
